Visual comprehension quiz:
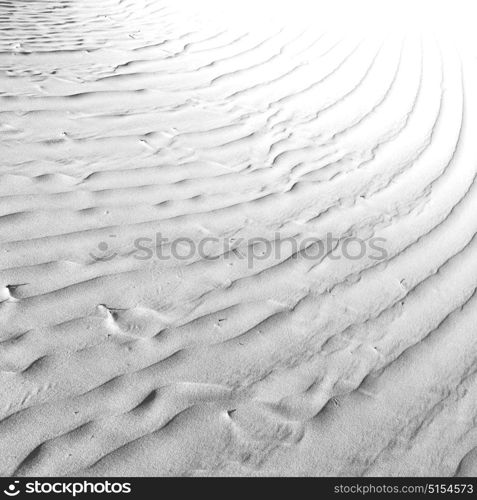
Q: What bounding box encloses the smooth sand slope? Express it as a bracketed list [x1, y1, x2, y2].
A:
[1, 0, 477, 476]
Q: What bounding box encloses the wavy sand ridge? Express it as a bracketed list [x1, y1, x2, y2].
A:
[1, 0, 477, 477]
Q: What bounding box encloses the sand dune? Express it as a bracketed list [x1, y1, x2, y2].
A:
[1, 0, 477, 477]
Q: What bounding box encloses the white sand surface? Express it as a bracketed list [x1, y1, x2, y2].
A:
[1, 0, 477, 477]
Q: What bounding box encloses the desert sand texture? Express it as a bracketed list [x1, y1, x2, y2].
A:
[1, 0, 477, 477]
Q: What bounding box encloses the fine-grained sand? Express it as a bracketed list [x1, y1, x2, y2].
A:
[1, 0, 477, 477]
